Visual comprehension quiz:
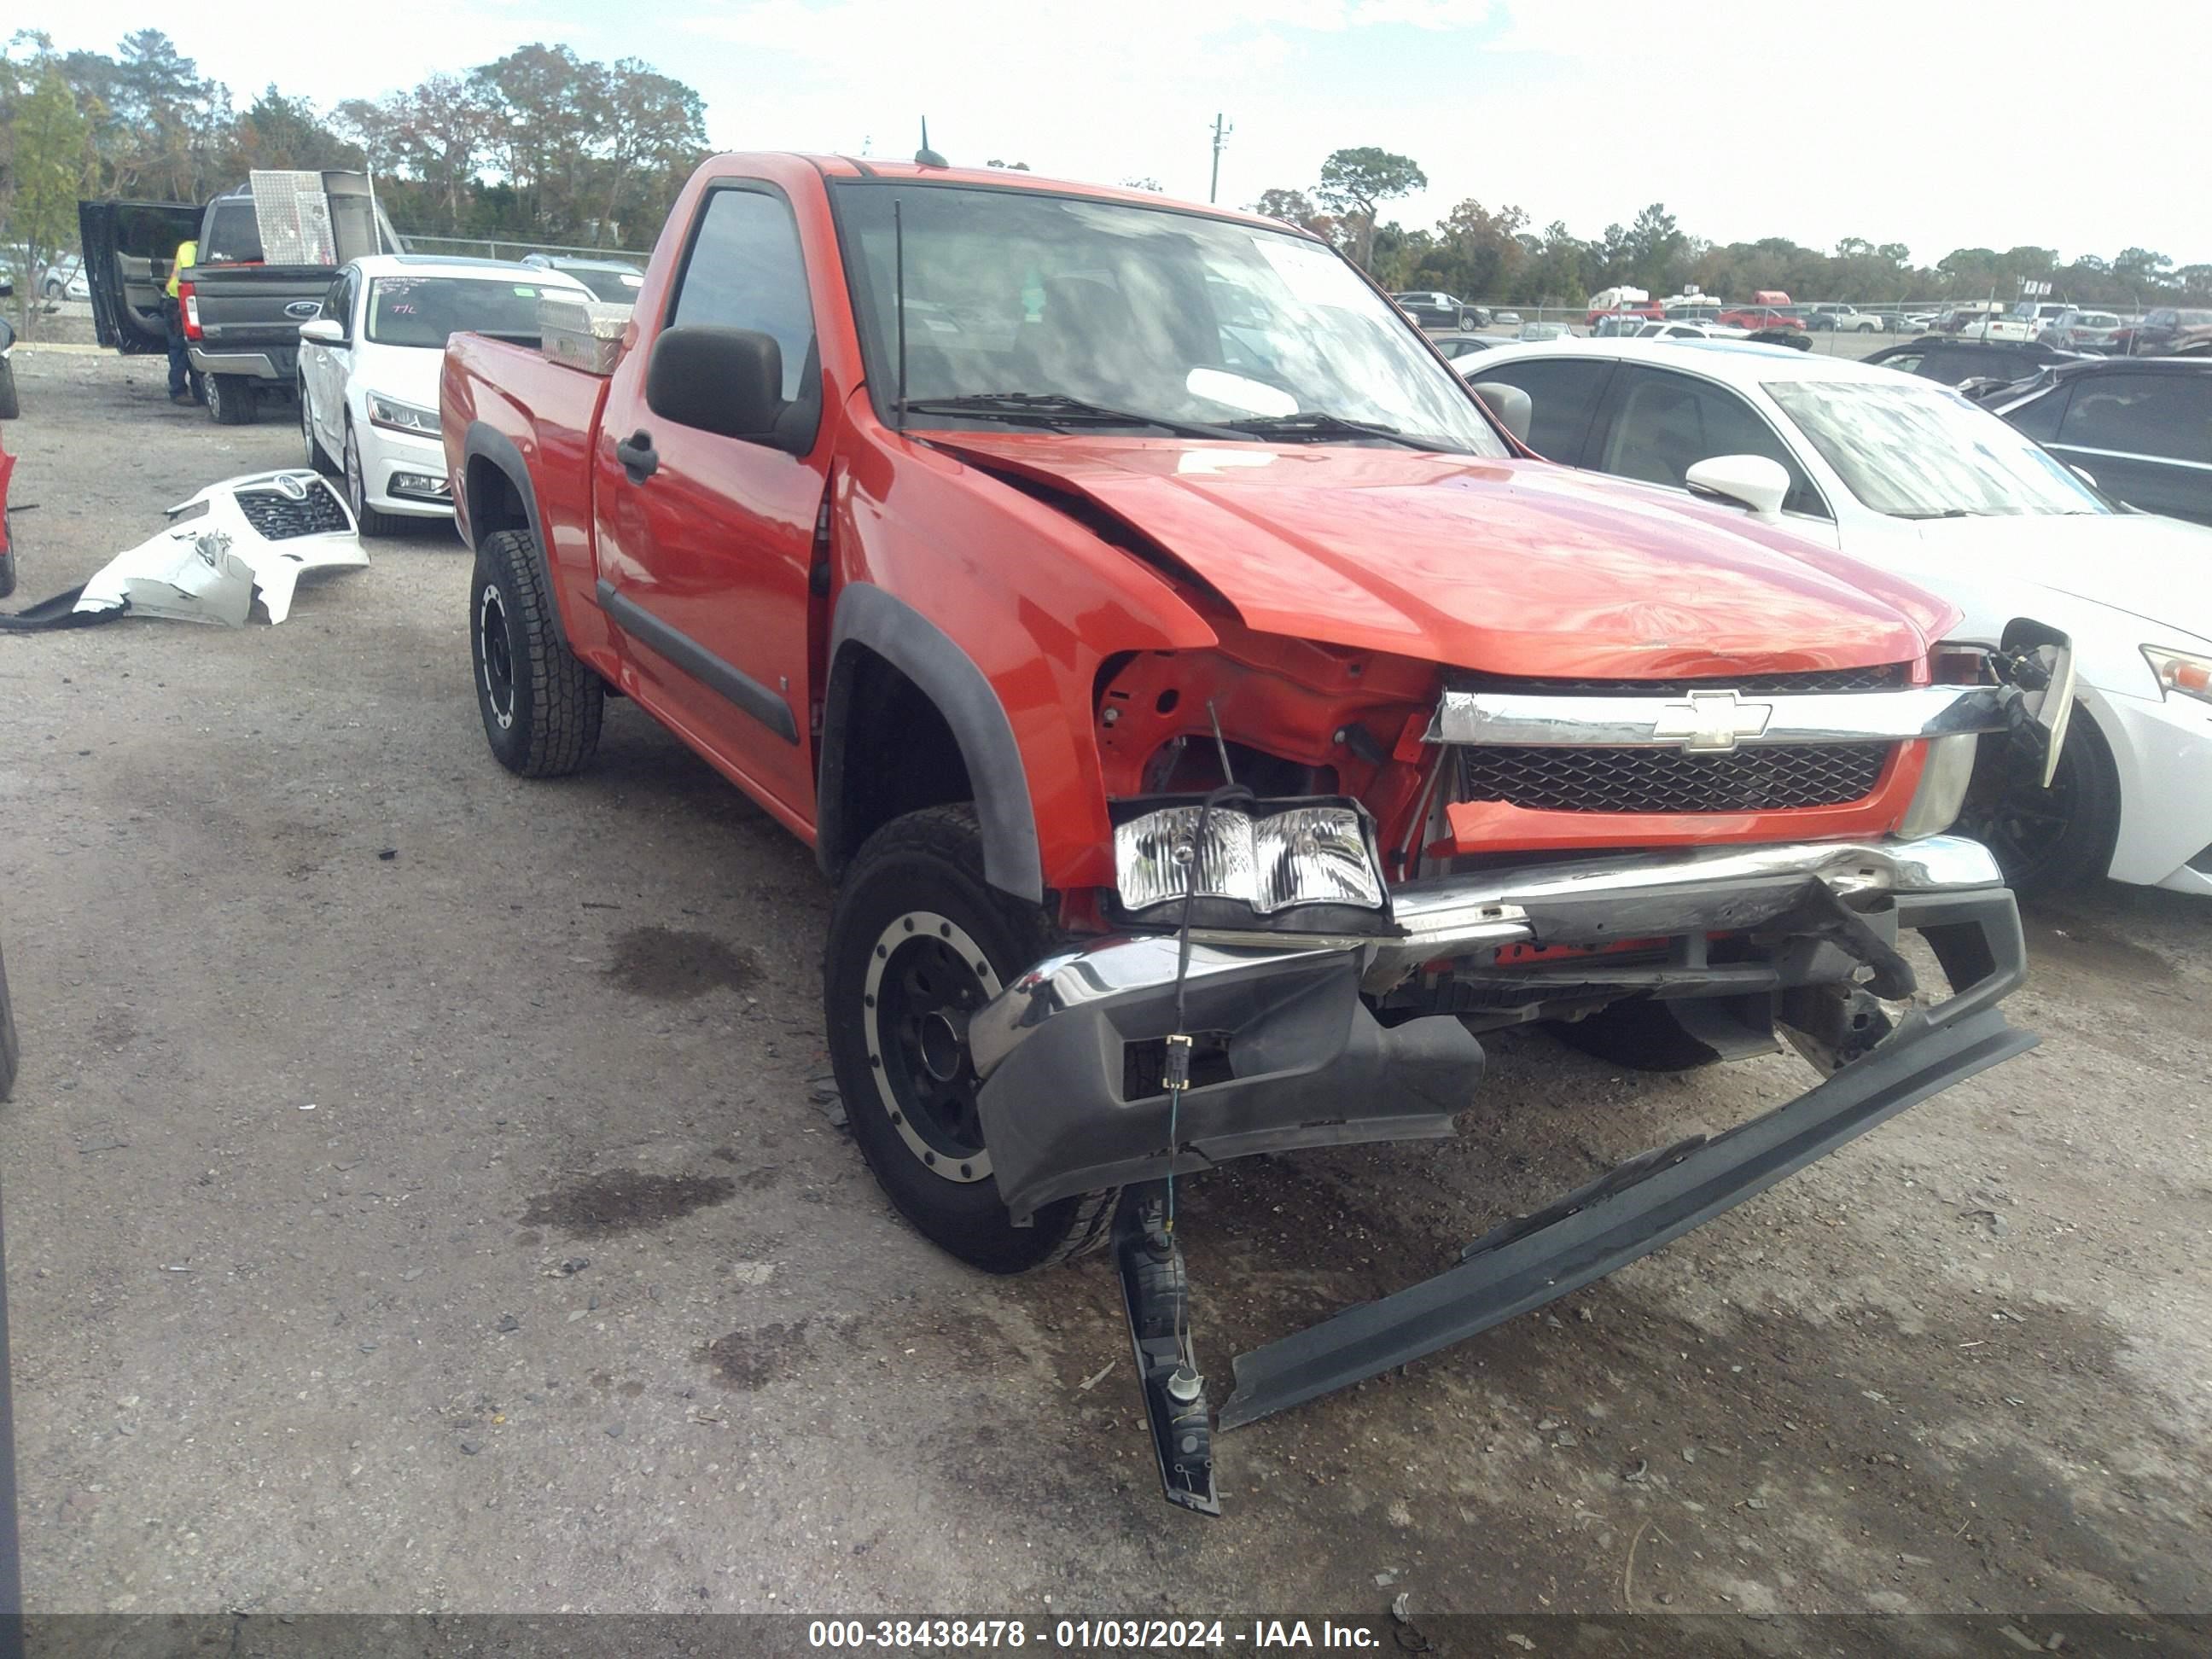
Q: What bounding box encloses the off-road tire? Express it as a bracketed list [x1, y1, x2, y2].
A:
[0, 355, 19, 421]
[0, 549, 16, 601]
[469, 527, 602, 777]
[299, 380, 337, 475]
[1958, 701, 2121, 891]
[825, 804, 1117, 1274]
[206, 373, 257, 426]
[344, 425, 407, 537]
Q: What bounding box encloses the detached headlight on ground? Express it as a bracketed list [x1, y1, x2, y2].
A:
[367, 393, 441, 438]
[1114, 799, 1387, 916]
[2143, 646, 2212, 707]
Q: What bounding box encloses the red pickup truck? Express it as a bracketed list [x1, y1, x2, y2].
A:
[443, 154, 2064, 1513]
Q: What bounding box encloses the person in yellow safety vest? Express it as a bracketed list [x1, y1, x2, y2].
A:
[164, 236, 199, 405]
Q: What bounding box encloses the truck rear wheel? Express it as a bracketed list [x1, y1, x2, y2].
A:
[206, 374, 258, 426]
[469, 527, 602, 777]
[824, 805, 1116, 1274]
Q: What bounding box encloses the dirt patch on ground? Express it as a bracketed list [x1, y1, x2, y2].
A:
[700, 1321, 814, 1391]
[520, 1170, 737, 1235]
[601, 925, 760, 1001]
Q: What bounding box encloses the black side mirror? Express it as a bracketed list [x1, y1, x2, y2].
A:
[645, 325, 814, 454]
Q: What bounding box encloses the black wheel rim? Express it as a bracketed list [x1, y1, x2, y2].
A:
[477, 583, 515, 728]
[862, 911, 1000, 1182]
[1960, 734, 2081, 885]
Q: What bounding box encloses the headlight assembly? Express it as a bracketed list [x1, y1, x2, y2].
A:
[1113, 797, 1388, 921]
[367, 393, 441, 438]
[2143, 645, 2212, 707]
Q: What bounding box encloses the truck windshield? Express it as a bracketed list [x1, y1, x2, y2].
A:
[830, 183, 1508, 455]
[1765, 381, 2110, 519]
[367, 276, 562, 347]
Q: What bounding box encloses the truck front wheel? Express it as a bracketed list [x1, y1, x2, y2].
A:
[824, 805, 1117, 1274]
[469, 527, 603, 777]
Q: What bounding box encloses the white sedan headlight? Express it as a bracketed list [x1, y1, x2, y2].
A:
[2142, 646, 2212, 707]
[367, 393, 441, 438]
[1114, 798, 1387, 917]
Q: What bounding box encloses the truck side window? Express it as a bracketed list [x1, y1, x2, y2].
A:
[669, 187, 816, 403]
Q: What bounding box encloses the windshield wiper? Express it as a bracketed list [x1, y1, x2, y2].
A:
[1885, 507, 1976, 520]
[896, 393, 1242, 441]
[1220, 411, 1441, 450]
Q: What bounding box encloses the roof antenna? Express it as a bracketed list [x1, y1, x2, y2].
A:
[915, 119, 946, 168]
[894, 197, 909, 431]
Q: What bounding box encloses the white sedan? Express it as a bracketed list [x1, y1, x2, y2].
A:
[1635, 319, 1749, 340]
[295, 255, 591, 535]
[1461, 337, 2212, 894]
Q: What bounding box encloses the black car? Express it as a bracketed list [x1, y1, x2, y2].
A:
[1391, 290, 1486, 330]
[1862, 335, 2086, 390]
[1426, 331, 1492, 362]
[1985, 356, 2212, 527]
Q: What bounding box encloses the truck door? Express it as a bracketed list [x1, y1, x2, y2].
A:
[593, 180, 825, 822]
[79, 200, 202, 354]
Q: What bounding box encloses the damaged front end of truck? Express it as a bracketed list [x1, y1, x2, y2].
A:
[972, 626, 2073, 1515]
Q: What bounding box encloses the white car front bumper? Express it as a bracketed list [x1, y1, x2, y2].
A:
[2098, 685, 2212, 894]
[358, 423, 455, 520]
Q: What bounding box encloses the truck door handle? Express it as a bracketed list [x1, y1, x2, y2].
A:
[615, 429, 659, 482]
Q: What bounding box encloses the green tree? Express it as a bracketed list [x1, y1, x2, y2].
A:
[1316, 147, 1425, 271]
[336, 73, 494, 236]
[7, 64, 90, 329]
[1623, 201, 1685, 293]
[227, 85, 362, 172]
[588, 58, 707, 245]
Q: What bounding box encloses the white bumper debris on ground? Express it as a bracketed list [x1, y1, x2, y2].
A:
[74, 469, 366, 625]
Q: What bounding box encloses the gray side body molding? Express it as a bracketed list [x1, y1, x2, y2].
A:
[820, 583, 1044, 903]
[461, 423, 567, 649]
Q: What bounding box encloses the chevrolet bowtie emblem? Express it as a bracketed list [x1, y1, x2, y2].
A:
[1652, 690, 1773, 753]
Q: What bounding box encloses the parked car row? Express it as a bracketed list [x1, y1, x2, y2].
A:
[1458, 335, 2212, 896]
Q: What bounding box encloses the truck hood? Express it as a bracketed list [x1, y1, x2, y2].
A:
[932, 434, 1953, 678]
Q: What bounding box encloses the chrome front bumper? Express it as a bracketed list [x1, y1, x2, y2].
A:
[973, 835, 2006, 1076]
[968, 834, 2013, 1222]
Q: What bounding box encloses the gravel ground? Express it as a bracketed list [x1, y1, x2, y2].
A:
[1, 349, 2208, 1621]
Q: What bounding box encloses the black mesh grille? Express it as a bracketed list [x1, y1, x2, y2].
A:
[1460, 742, 1891, 814]
[235, 485, 351, 540]
[1452, 663, 1911, 696]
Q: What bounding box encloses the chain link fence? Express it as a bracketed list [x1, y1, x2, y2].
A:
[399, 234, 654, 266]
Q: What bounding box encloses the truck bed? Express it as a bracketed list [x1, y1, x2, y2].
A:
[441, 331, 614, 639]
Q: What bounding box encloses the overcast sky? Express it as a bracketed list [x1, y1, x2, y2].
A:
[37, 0, 2206, 267]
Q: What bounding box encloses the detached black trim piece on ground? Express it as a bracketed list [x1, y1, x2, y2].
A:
[1097, 888, 2033, 1505]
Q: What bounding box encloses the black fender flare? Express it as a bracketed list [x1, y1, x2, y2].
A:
[817, 583, 1044, 904]
[460, 423, 568, 648]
